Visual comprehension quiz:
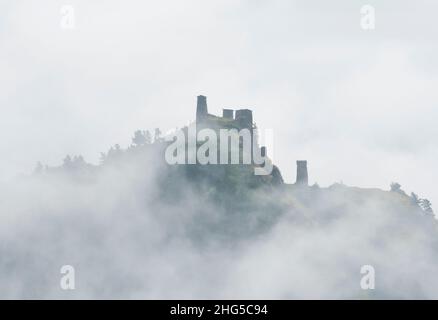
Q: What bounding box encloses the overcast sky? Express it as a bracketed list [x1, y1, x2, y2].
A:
[1, 0, 437, 206]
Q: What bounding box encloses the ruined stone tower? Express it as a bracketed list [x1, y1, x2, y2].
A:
[296, 160, 308, 186]
[194, 95, 257, 137]
[235, 109, 253, 130]
[196, 95, 208, 123]
[222, 109, 234, 119]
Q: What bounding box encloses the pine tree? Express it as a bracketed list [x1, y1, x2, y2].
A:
[132, 130, 147, 146]
[390, 182, 406, 195]
[63, 155, 72, 168]
[410, 192, 420, 206]
[420, 199, 434, 215]
[154, 128, 163, 143]
[145, 130, 152, 144]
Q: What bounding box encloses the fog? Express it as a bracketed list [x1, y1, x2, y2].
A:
[1, 0, 438, 299]
[0, 141, 437, 299]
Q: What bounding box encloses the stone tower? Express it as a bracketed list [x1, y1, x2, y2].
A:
[296, 160, 308, 186]
[235, 109, 253, 129]
[222, 109, 234, 119]
[196, 95, 208, 123]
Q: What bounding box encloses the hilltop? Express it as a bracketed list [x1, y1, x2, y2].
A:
[29, 95, 435, 240]
[3, 96, 436, 299]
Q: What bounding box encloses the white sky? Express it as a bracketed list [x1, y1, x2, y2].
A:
[1, 0, 437, 206]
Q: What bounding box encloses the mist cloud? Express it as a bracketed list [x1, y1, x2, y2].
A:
[1, 0, 437, 299]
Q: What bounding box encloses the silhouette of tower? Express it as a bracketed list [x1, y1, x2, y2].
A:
[222, 109, 234, 119]
[296, 160, 308, 186]
[196, 95, 208, 123]
[235, 109, 253, 130]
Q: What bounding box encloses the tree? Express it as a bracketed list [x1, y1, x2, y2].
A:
[72, 155, 86, 169]
[63, 155, 72, 168]
[390, 182, 406, 195]
[107, 144, 123, 160]
[410, 192, 420, 206]
[145, 130, 152, 144]
[132, 130, 147, 146]
[154, 128, 163, 143]
[73, 155, 85, 164]
[420, 199, 434, 215]
[390, 182, 401, 192]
